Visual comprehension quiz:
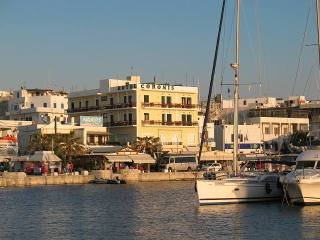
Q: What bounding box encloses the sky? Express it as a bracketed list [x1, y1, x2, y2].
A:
[0, 0, 319, 99]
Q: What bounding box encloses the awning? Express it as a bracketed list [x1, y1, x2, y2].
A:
[105, 155, 132, 163]
[199, 151, 233, 161]
[129, 154, 156, 164]
[29, 151, 62, 162]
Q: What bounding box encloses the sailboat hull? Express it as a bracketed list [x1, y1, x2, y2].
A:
[196, 179, 282, 205]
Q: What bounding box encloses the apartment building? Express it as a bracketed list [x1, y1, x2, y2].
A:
[7, 88, 68, 123]
[68, 75, 199, 150]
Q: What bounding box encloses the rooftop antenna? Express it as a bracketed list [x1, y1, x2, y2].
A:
[130, 66, 134, 76]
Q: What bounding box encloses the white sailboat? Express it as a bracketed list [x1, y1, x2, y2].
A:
[196, 0, 282, 205]
[280, 1, 320, 205]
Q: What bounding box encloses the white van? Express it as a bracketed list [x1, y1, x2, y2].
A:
[160, 154, 198, 172]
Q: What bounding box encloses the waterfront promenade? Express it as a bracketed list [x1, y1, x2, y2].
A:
[0, 170, 205, 187]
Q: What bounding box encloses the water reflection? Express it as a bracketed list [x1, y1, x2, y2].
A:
[0, 182, 319, 240]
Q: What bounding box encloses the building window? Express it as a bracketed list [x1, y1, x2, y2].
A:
[264, 127, 270, 134]
[43, 103, 47, 108]
[128, 113, 133, 124]
[187, 97, 192, 105]
[124, 96, 127, 103]
[71, 102, 74, 110]
[167, 114, 172, 123]
[30, 103, 34, 108]
[61, 103, 64, 109]
[128, 95, 132, 103]
[187, 114, 192, 123]
[85, 101, 89, 109]
[98, 136, 103, 145]
[96, 99, 99, 107]
[53, 103, 57, 108]
[79, 101, 82, 109]
[17, 92, 20, 98]
[161, 96, 166, 105]
[124, 114, 127, 121]
[166, 96, 172, 105]
[239, 134, 243, 142]
[144, 113, 149, 121]
[274, 127, 280, 135]
[89, 135, 95, 144]
[110, 98, 114, 106]
[292, 123, 298, 133]
[110, 115, 114, 124]
[283, 127, 288, 135]
[243, 100, 247, 105]
[182, 114, 186, 123]
[162, 114, 166, 123]
[144, 95, 149, 103]
[182, 97, 186, 105]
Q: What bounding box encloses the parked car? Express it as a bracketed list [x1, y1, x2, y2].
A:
[201, 163, 222, 172]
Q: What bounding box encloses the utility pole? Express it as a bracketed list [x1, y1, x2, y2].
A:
[54, 116, 57, 135]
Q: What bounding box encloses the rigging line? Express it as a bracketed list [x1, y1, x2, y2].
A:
[220, 1, 236, 89]
[302, 65, 313, 96]
[291, 5, 311, 96]
[254, 0, 263, 97]
[199, 0, 226, 163]
[220, 0, 227, 94]
[242, 1, 261, 97]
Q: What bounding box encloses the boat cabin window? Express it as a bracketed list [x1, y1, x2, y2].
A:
[316, 161, 320, 169]
[296, 161, 316, 170]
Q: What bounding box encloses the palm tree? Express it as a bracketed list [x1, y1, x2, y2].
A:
[29, 132, 53, 153]
[56, 132, 88, 164]
[133, 136, 162, 159]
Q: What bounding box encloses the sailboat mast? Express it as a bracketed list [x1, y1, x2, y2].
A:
[316, 0, 320, 67]
[232, 0, 240, 175]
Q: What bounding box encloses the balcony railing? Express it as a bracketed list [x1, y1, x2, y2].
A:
[141, 120, 198, 126]
[105, 120, 137, 127]
[68, 106, 101, 113]
[103, 102, 136, 109]
[68, 102, 136, 113]
[142, 102, 198, 109]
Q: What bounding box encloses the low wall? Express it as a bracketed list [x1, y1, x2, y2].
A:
[120, 170, 204, 182]
[0, 173, 94, 187]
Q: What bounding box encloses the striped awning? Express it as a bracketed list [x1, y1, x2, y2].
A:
[128, 154, 156, 164]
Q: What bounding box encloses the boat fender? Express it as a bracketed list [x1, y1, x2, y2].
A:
[265, 182, 272, 194]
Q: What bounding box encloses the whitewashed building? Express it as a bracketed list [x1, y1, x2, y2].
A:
[214, 124, 263, 154]
[7, 88, 68, 123]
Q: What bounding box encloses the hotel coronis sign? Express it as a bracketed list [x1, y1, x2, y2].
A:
[140, 83, 175, 90]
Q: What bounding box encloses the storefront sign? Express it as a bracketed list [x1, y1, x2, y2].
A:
[80, 116, 103, 127]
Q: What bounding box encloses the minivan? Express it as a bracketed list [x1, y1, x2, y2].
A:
[160, 154, 198, 172]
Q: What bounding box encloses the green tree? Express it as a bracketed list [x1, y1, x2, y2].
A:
[56, 132, 88, 164]
[29, 132, 53, 152]
[133, 136, 162, 160]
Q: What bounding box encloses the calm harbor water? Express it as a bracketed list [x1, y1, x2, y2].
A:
[0, 181, 319, 240]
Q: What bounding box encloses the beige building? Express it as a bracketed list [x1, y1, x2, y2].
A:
[68, 75, 199, 151]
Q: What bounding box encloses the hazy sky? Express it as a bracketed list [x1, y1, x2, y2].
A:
[0, 0, 319, 99]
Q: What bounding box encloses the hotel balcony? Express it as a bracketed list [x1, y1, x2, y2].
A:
[103, 102, 136, 110]
[105, 120, 137, 127]
[142, 102, 198, 109]
[141, 120, 198, 126]
[68, 102, 136, 113]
